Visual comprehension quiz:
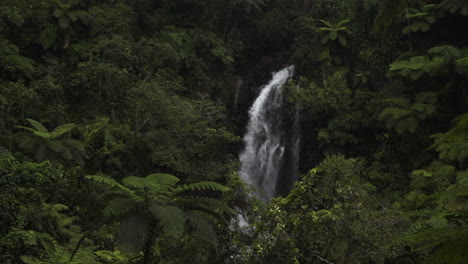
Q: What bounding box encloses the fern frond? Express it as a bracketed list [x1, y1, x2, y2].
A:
[380, 107, 410, 120]
[373, 0, 408, 31]
[63, 139, 87, 157]
[149, 204, 185, 236]
[86, 175, 137, 199]
[185, 210, 217, 243]
[104, 198, 137, 216]
[122, 176, 153, 189]
[117, 215, 151, 254]
[16, 125, 41, 134]
[181, 197, 235, 216]
[50, 123, 77, 138]
[47, 140, 67, 154]
[176, 181, 230, 192]
[146, 173, 179, 188]
[26, 119, 49, 133]
[35, 144, 47, 162]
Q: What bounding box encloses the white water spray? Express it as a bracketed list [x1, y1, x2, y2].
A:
[239, 66, 299, 202]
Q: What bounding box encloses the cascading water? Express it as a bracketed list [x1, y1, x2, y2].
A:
[239, 66, 299, 202]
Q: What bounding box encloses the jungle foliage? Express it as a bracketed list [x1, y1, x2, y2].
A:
[0, 0, 467, 263]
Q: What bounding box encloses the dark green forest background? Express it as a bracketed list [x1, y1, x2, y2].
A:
[1, 0, 467, 263]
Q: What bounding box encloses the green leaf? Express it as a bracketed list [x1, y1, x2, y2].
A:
[177, 181, 230, 192]
[146, 173, 179, 186]
[338, 35, 347, 47]
[330, 31, 338, 40]
[50, 123, 76, 138]
[149, 204, 185, 236]
[336, 19, 351, 27]
[67, 10, 78, 22]
[321, 33, 330, 44]
[318, 19, 333, 28]
[39, 28, 58, 50]
[86, 175, 137, 199]
[53, 8, 64, 18]
[104, 198, 136, 216]
[427, 216, 448, 229]
[26, 119, 49, 133]
[59, 16, 71, 29]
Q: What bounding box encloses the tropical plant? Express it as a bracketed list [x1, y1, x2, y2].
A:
[402, 5, 439, 34]
[0, 40, 35, 77]
[430, 113, 468, 167]
[389, 45, 466, 79]
[52, 0, 86, 49]
[86, 173, 232, 262]
[353, 70, 370, 87]
[379, 93, 437, 134]
[230, 0, 266, 13]
[318, 19, 351, 47]
[373, 0, 408, 31]
[15, 119, 87, 164]
[439, 0, 468, 16]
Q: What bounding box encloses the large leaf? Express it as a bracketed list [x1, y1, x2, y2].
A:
[59, 16, 71, 29]
[145, 173, 179, 188]
[104, 198, 136, 216]
[26, 119, 49, 133]
[176, 181, 230, 192]
[39, 28, 58, 50]
[86, 175, 137, 199]
[117, 215, 150, 254]
[318, 19, 333, 28]
[185, 210, 217, 243]
[50, 123, 76, 138]
[149, 204, 185, 236]
[338, 36, 347, 47]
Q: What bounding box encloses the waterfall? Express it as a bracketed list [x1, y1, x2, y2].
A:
[239, 66, 299, 202]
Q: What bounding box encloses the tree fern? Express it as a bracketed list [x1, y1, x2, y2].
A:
[15, 119, 86, 164]
[50, 123, 77, 138]
[86, 175, 137, 199]
[26, 118, 49, 133]
[146, 173, 179, 188]
[103, 198, 136, 216]
[149, 204, 186, 236]
[373, 0, 408, 31]
[117, 215, 151, 254]
[430, 113, 468, 166]
[185, 210, 217, 243]
[86, 172, 232, 260]
[176, 181, 230, 192]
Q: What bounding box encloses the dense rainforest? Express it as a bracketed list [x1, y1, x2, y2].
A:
[1, 0, 468, 263]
